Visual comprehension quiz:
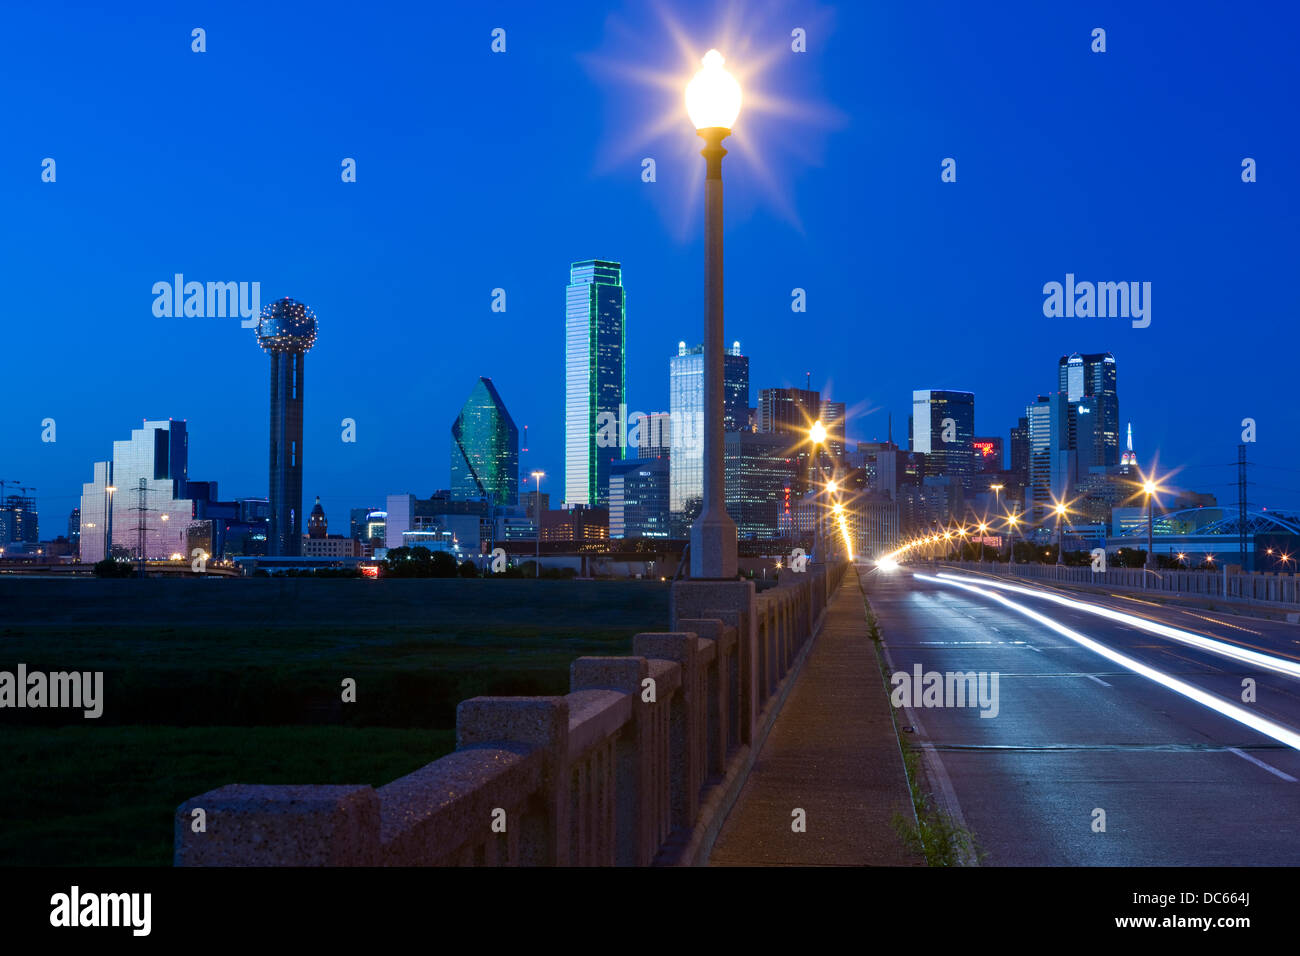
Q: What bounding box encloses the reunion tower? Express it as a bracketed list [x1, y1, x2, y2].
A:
[256, 297, 318, 556]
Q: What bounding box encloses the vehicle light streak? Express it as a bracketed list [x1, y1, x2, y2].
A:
[936, 573, 1300, 681]
[916, 573, 1300, 753]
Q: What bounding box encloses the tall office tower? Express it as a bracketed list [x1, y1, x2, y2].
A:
[1025, 393, 1071, 525]
[451, 376, 520, 506]
[723, 341, 749, 432]
[724, 431, 798, 540]
[256, 297, 317, 557]
[910, 390, 975, 480]
[1058, 352, 1119, 467]
[78, 419, 193, 562]
[1009, 417, 1030, 485]
[820, 401, 847, 460]
[757, 386, 822, 493]
[670, 342, 750, 526]
[565, 259, 626, 508]
[758, 386, 821, 435]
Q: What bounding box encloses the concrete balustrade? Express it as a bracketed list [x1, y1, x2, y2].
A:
[175, 562, 848, 867]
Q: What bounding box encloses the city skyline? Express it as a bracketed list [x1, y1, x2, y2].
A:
[3, 2, 1296, 530]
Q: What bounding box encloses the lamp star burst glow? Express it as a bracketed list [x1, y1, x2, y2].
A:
[685, 49, 742, 131]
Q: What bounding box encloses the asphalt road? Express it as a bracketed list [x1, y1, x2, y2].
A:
[863, 563, 1300, 865]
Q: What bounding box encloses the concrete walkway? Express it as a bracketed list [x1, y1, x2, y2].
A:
[708, 569, 923, 866]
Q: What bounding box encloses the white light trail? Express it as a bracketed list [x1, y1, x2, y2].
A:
[915, 573, 1300, 753]
[935, 572, 1300, 681]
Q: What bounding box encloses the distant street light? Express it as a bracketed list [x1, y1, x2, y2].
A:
[1054, 501, 1067, 566]
[531, 471, 545, 579]
[686, 49, 742, 579]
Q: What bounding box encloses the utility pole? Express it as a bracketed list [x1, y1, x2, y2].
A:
[1238, 444, 1248, 570]
[134, 478, 149, 577]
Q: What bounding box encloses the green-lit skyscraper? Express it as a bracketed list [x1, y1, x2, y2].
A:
[565, 259, 626, 507]
[451, 377, 519, 506]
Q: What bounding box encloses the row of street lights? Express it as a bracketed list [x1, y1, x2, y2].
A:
[881, 469, 1172, 568]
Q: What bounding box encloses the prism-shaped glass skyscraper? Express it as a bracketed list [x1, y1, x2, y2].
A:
[451, 376, 519, 506]
[565, 260, 625, 507]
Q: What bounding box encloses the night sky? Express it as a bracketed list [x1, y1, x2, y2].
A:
[4, 0, 1296, 525]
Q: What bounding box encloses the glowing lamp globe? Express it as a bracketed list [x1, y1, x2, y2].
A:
[809, 420, 827, 444]
[686, 49, 742, 130]
[256, 297, 318, 354]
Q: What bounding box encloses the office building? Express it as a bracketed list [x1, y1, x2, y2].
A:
[256, 297, 318, 557]
[565, 259, 626, 507]
[757, 386, 822, 494]
[1058, 352, 1119, 468]
[451, 376, 519, 507]
[820, 401, 847, 460]
[856, 441, 901, 499]
[1025, 393, 1071, 526]
[0, 494, 38, 545]
[79, 419, 193, 562]
[670, 342, 749, 527]
[610, 457, 671, 539]
[910, 389, 975, 481]
[724, 431, 799, 540]
[972, 436, 1003, 474]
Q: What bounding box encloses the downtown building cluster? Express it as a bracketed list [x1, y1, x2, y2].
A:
[11, 273, 1250, 574]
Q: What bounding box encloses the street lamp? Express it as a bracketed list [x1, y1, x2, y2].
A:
[531, 470, 545, 579]
[686, 48, 742, 579]
[1142, 478, 1157, 569]
[806, 420, 827, 561]
[1054, 502, 1067, 566]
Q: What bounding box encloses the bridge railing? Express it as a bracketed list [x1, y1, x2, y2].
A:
[932, 561, 1300, 607]
[175, 561, 847, 866]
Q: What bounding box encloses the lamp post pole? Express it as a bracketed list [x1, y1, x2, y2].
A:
[531, 471, 544, 579]
[1146, 494, 1155, 570]
[686, 50, 741, 580]
[1056, 507, 1065, 566]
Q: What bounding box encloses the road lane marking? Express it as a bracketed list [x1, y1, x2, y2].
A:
[917, 573, 1300, 753]
[1228, 747, 1298, 782]
[1085, 674, 1112, 687]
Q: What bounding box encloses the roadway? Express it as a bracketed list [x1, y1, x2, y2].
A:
[863, 562, 1300, 865]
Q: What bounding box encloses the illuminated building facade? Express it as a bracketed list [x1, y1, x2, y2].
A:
[451, 376, 519, 506]
[724, 431, 798, 540]
[78, 419, 193, 562]
[610, 457, 670, 539]
[565, 260, 625, 507]
[1058, 352, 1119, 468]
[910, 389, 975, 481]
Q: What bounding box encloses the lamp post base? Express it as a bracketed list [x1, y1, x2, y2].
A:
[690, 510, 738, 579]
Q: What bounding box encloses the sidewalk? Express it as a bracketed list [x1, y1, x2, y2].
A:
[708, 569, 923, 866]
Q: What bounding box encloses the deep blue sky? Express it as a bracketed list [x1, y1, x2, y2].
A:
[4, 0, 1297, 526]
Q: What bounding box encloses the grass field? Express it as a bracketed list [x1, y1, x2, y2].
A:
[0, 577, 669, 865]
